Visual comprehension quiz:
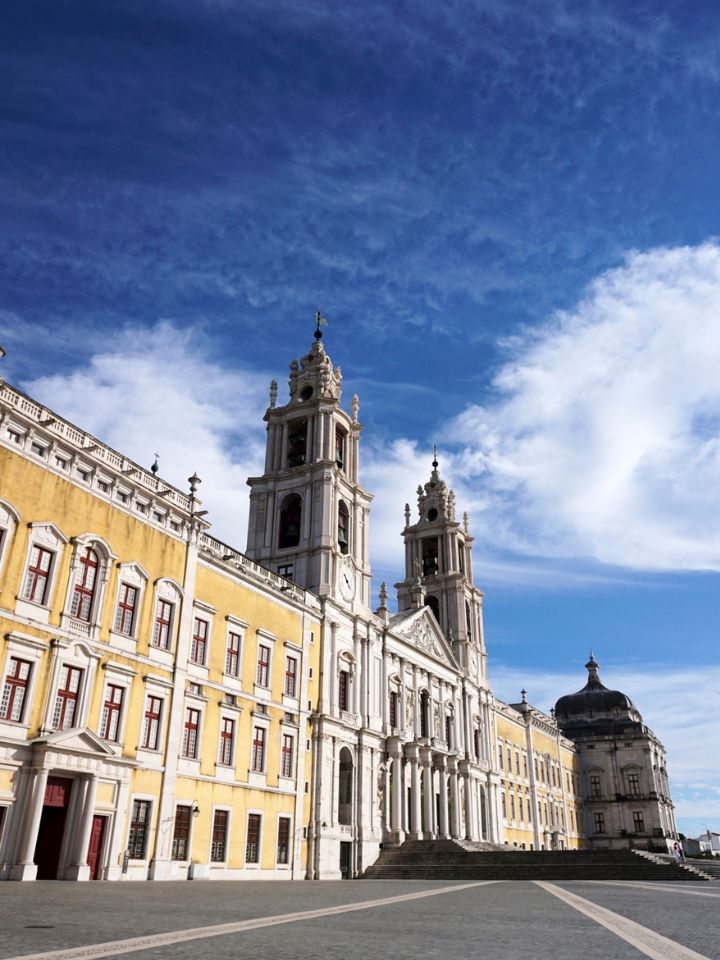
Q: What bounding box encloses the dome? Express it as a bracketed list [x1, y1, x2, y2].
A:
[554, 655, 638, 723]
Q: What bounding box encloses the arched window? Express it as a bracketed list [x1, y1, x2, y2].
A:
[70, 547, 99, 621]
[278, 494, 302, 549]
[337, 501, 349, 555]
[465, 601, 473, 642]
[419, 690, 430, 739]
[338, 747, 354, 825]
[445, 712, 453, 749]
[424, 595, 440, 622]
[422, 538, 439, 575]
[287, 420, 307, 468]
[335, 427, 346, 470]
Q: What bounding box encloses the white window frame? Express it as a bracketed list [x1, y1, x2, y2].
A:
[137, 674, 173, 763]
[278, 725, 296, 784]
[223, 615, 248, 685]
[209, 806, 231, 866]
[148, 578, 183, 663]
[275, 813, 293, 868]
[188, 601, 216, 678]
[16, 522, 68, 623]
[0, 499, 20, 590]
[126, 795, 154, 862]
[0, 631, 45, 737]
[282, 639, 302, 707]
[97, 662, 135, 750]
[254, 629, 276, 698]
[244, 810, 263, 868]
[60, 534, 116, 642]
[110, 561, 149, 651]
[249, 712, 270, 785]
[43, 640, 101, 733]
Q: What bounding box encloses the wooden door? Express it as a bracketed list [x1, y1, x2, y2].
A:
[87, 815, 107, 880]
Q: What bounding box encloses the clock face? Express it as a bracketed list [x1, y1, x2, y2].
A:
[469, 650, 479, 678]
[339, 560, 356, 601]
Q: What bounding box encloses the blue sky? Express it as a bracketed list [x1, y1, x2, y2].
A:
[1, 0, 718, 834]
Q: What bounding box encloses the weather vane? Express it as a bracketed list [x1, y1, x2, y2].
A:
[314, 309, 328, 340]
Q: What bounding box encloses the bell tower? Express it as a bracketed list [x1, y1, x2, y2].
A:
[246, 318, 373, 612]
[395, 451, 487, 685]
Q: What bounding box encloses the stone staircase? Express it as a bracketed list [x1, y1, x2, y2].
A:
[363, 840, 711, 881]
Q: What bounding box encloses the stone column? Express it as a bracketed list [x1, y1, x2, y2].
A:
[405, 743, 422, 839]
[11, 767, 49, 881]
[448, 757, 461, 839]
[66, 775, 97, 881]
[435, 756, 449, 839]
[460, 761, 477, 840]
[420, 747, 434, 837]
[388, 740, 404, 844]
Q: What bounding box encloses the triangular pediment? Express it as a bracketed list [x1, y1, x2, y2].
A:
[35, 727, 118, 757]
[389, 606, 458, 667]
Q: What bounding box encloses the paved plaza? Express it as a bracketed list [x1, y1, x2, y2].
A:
[1, 879, 718, 960]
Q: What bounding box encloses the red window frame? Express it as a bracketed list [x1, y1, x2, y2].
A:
[277, 816, 291, 865]
[52, 665, 83, 729]
[152, 599, 174, 649]
[251, 725, 266, 772]
[225, 632, 241, 677]
[70, 547, 99, 622]
[338, 670, 349, 711]
[280, 733, 293, 778]
[0, 657, 32, 722]
[171, 804, 192, 860]
[218, 717, 234, 766]
[141, 695, 163, 750]
[100, 684, 124, 741]
[211, 810, 228, 862]
[22, 545, 53, 604]
[182, 707, 200, 758]
[246, 813, 261, 863]
[114, 583, 138, 636]
[256, 644, 270, 687]
[128, 799, 151, 859]
[284, 656, 297, 697]
[190, 618, 208, 665]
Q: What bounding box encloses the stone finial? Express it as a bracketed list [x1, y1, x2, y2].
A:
[404, 502, 411, 527]
[351, 393, 359, 422]
[269, 379, 278, 408]
[448, 489, 456, 520]
[379, 581, 388, 607]
[521, 688, 527, 703]
[188, 473, 201, 497]
[463, 510, 469, 533]
[151, 451, 160, 476]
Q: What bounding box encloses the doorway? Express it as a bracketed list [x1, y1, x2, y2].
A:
[339, 840, 352, 879]
[34, 777, 73, 880]
[87, 815, 107, 880]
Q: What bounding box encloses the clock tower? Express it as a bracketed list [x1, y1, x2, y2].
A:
[245, 321, 373, 613]
[395, 452, 488, 686]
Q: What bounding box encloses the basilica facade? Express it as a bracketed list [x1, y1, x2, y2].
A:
[0, 329, 677, 881]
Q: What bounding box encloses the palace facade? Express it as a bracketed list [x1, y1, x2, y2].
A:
[0, 330, 677, 880]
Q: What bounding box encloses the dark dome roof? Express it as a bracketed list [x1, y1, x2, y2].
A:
[554, 656, 638, 720]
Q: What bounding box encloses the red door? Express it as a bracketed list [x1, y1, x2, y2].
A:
[87, 815, 106, 880]
[35, 777, 73, 879]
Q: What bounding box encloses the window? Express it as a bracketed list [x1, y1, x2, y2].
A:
[284, 656, 297, 697]
[172, 805, 192, 860]
[256, 644, 271, 687]
[287, 420, 307, 468]
[589, 774, 602, 798]
[277, 563, 294, 581]
[22, 545, 53, 604]
[278, 495, 302, 549]
[182, 708, 200, 759]
[516, 753, 521, 775]
[337, 502, 349, 555]
[114, 584, 138, 636]
[141, 696, 163, 750]
[593, 811, 605, 834]
[338, 669, 349, 712]
[52, 665, 83, 729]
[507, 747, 512, 771]
[523, 754, 528, 778]
[510, 794, 516, 819]
[424, 595, 440, 621]
[627, 772, 641, 796]
[70, 547, 99, 621]
[128, 800, 151, 859]
[632, 811, 645, 832]
[30, 441, 47, 458]
[211, 810, 228, 863]
[280, 733, 294, 778]
[152, 599, 174, 650]
[422, 537, 439, 576]
[225, 632, 242, 677]
[389, 690, 398, 729]
[277, 817, 291, 864]
[501, 792, 507, 817]
[99, 684, 124, 741]
[251, 725, 266, 772]
[474, 727, 482, 760]
[191, 618, 208, 665]
[498, 744, 504, 769]
[0, 657, 32, 722]
[445, 714, 452, 748]
[218, 717, 235, 766]
[246, 813, 261, 863]
[335, 427, 346, 469]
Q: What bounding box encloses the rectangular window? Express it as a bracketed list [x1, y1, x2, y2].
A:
[589, 775, 602, 798]
[251, 725, 266, 772]
[515, 753, 521, 775]
[445, 715, 452, 748]
[246, 813, 261, 863]
[172, 804, 192, 860]
[498, 745, 504, 769]
[280, 733, 294, 778]
[593, 811, 605, 833]
[523, 755, 528, 778]
[510, 794, 516, 819]
[335, 428, 346, 469]
[114, 584, 138, 636]
[22, 545, 53, 604]
[277, 563, 294, 581]
[70, 547, 98, 621]
[501, 792, 507, 817]
[182, 707, 200, 759]
[191, 618, 208, 665]
[30, 441, 47, 458]
[52, 665, 83, 729]
[389, 690, 398, 728]
[284, 656, 297, 697]
[0, 657, 32, 722]
[211, 810, 228, 863]
[128, 800, 151, 859]
[256, 644, 270, 687]
[141, 695, 163, 750]
[225, 632, 242, 677]
[338, 670, 349, 711]
[152, 599, 174, 650]
[633, 811, 645, 832]
[627, 773, 641, 796]
[218, 717, 235, 766]
[100, 684, 124, 741]
[277, 816, 291, 865]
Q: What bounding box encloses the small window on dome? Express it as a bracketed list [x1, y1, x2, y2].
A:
[427, 508, 438, 522]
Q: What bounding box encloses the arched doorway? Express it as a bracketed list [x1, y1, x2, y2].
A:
[338, 747, 354, 825]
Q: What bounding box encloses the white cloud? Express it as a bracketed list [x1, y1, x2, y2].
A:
[25, 321, 270, 550]
[490, 659, 720, 833]
[444, 242, 720, 572]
